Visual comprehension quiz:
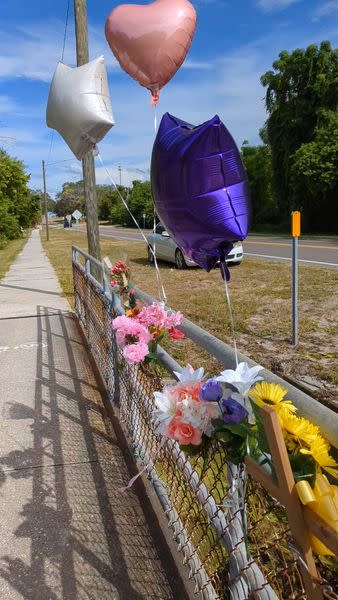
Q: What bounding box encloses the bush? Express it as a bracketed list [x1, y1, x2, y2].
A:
[0, 206, 20, 240]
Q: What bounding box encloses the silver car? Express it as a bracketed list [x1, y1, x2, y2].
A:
[146, 224, 243, 269]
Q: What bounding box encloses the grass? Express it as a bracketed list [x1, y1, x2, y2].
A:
[0, 234, 30, 280]
[40, 228, 338, 409]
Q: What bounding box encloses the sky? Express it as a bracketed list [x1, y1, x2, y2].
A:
[0, 0, 337, 196]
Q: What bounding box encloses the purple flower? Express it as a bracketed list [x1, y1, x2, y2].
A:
[221, 397, 248, 424]
[200, 378, 223, 402]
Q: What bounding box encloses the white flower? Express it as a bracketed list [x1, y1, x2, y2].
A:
[173, 364, 205, 384]
[153, 389, 177, 434]
[180, 397, 220, 436]
[216, 362, 263, 397]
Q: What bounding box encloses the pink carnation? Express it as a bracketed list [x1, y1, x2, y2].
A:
[123, 342, 149, 364]
[137, 303, 182, 330]
[112, 315, 151, 346]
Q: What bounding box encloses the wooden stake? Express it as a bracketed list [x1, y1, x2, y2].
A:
[253, 406, 323, 600]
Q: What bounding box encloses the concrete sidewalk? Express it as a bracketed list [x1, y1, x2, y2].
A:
[0, 230, 186, 599]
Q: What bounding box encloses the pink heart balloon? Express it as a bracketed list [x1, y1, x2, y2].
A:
[105, 0, 197, 103]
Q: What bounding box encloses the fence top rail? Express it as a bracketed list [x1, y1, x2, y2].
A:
[72, 245, 338, 449]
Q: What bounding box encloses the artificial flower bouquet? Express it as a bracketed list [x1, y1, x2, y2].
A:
[153, 361, 338, 555]
[111, 261, 184, 366]
[110, 260, 338, 555]
[153, 362, 263, 463]
[110, 261, 136, 311]
[112, 303, 184, 365]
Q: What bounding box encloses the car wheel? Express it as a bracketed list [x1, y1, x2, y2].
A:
[175, 249, 186, 269]
[147, 246, 154, 264]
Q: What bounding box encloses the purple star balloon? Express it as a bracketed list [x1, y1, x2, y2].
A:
[151, 113, 251, 272]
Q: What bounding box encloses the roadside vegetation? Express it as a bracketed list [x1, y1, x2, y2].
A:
[41, 228, 338, 411]
[0, 149, 41, 248]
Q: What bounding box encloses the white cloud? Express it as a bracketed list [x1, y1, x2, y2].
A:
[256, 0, 300, 10]
[0, 95, 19, 114]
[3, 14, 338, 197]
[0, 21, 116, 82]
[183, 59, 214, 70]
[312, 0, 338, 20]
[0, 19, 214, 83]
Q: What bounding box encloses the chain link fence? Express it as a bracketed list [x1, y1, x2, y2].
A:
[72, 247, 338, 600]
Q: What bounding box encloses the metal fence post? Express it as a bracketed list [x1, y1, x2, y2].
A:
[292, 235, 299, 347]
[291, 211, 301, 347]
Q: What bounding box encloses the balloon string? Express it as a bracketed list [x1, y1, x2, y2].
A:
[154, 103, 158, 135]
[222, 269, 239, 367]
[151, 102, 164, 306]
[97, 153, 167, 306]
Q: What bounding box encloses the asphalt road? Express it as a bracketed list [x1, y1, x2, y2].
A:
[58, 223, 338, 269]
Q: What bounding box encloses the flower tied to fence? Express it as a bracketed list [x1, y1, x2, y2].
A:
[153, 361, 338, 556]
[111, 260, 184, 365]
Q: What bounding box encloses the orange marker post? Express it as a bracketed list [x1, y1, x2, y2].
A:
[291, 212, 301, 346]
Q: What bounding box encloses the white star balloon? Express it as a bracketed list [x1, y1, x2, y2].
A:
[46, 56, 114, 160]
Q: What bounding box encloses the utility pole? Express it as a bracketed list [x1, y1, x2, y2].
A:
[74, 0, 101, 261]
[118, 164, 122, 188]
[42, 160, 49, 241]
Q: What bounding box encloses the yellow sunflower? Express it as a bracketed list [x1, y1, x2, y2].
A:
[301, 436, 338, 479]
[279, 413, 320, 447]
[249, 381, 297, 416]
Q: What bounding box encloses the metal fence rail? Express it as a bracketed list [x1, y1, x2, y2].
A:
[72, 245, 338, 600]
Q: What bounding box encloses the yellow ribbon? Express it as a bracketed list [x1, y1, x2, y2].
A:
[295, 474, 338, 556]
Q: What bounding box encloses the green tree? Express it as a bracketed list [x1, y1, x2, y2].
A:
[241, 142, 277, 229]
[30, 189, 55, 215]
[54, 181, 85, 217]
[291, 109, 338, 232]
[109, 180, 154, 228]
[261, 41, 338, 227]
[0, 148, 38, 243]
[96, 185, 129, 221]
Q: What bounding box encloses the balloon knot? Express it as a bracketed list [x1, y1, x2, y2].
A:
[150, 90, 160, 106]
[220, 261, 231, 282]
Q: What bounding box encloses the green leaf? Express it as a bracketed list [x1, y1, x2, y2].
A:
[250, 401, 270, 454]
[215, 430, 231, 444]
[289, 452, 316, 485]
[180, 443, 203, 457]
[222, 422, 250, 439]
[212, 419, 226, 431]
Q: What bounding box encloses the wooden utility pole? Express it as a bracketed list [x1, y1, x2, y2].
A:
[42, 160, 50, 241]
[74, 0, 101, 261]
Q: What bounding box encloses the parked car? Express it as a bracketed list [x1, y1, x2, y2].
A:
[146, 224, 243, 269]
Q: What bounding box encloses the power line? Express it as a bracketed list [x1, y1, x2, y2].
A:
[61, 0, 71, 62]
[46, 0, 71, 166]
[46, 158, 77, 167]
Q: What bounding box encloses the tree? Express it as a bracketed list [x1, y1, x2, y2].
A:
[96, 185, 127, 221]
[261, 41, 338, 227]
[54, 181, 85, 217]
[241, 142, 277, 229]
[109, 180, 154, 228]
[0, 148, 39, 244]
[291, 109, 338, 232]
[30, 189, 55, 214]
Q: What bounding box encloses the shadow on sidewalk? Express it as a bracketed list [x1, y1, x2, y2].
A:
[0, 306, 188, 599]
[0, 283, 61, 297]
